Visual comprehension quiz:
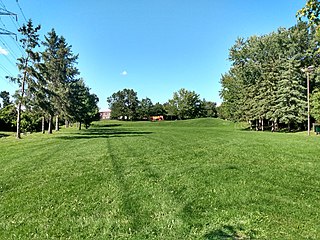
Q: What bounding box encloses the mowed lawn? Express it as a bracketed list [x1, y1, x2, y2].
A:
[0, 118, 320, 239]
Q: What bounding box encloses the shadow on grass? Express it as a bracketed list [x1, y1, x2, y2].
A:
[57, 125, 152, 140]
[91, 123, 122, 128]
[0, 133, 10, 138]
[204, 225, 256, 240]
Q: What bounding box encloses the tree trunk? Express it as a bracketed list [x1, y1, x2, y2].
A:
[261, 118, 264, 131]
[65, 119, 69, 128]
[16, 78, 26, 139]
[16, 101, 22, 139]
[55, 115, 59, 131]
[41, 116, 45, 134]
[48, 115, 53, 134]
[256, 119, 259, 131]
[16, 56, 30, 139]
[79, 122, 82, 130]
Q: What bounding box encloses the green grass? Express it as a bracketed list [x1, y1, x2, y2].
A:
[1, 118, 320, 239]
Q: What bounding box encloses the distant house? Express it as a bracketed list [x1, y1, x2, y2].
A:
[99, 109, 111, 120]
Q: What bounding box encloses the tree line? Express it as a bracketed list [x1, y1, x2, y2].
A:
[219, 21, 320, 131]
[0, 20, 99, 138]
[107, 88, 217, 121]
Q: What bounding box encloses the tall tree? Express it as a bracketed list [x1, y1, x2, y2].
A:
[151, 102, 167, 116]
[14, 20, 41, 139]
[138, 97, 153, 119]
[107, 89, 139, 120]
[41, 29, 79, 133]
[220, 22, 318, 131]
[200, 99, 217, 118]
[67, 79, 99, 130]
[167, 88, 202, 119]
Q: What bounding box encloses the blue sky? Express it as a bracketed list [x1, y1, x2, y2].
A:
[0, 0, 307, 110]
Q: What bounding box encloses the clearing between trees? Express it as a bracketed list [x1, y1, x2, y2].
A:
[0, 118, 319, 239]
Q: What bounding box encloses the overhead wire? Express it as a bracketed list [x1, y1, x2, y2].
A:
[0, 0, 5, 9]
[0, 1, 25, 59]
[0, 35, 19, 60]
[16, 0, 27, 23]
[0, 54, 16, 68]
[0, 0, 20, 90]
[0, 62, 13, 75]
[0, 74, 16, 88]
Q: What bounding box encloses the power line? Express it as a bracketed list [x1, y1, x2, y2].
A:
[0, 6, 25, 57]
[16, 0, 27, 23]
[0, 75, 16, 88]
[0, 36, 19, 60]
[0, 51, 17, 68]
[0, 7, 17, 20]
[0, 62, 13, 76]
[0, 27, 16, 39]
[0, 52, 16, 68]
[0, 0, 5, 9]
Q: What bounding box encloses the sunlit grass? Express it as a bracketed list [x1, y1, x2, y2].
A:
[1, 119, 320, 239]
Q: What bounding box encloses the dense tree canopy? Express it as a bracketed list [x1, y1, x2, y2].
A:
[107, 88, 217, 121]
[107, 89, 139, 120]
[220, 21, 320, 130]
[2, 20, 99, 135]
[0, 91, 11, 108]
[166, 88, 202, 120]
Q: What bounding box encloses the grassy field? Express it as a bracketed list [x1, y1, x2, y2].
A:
[0, 118, 320, 239]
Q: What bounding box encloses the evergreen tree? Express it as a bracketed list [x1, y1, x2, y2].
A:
[67, 79, 99, 130]
[220, 22, 319, 131]
[14, 20, 41, 139]
[41, 29, 79, 133]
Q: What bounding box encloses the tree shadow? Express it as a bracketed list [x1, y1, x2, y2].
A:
[0, 133, 10, 138]
[57, 125, 152, 140]
[92, 123, 122, 128]
[204, 225, 255, 240]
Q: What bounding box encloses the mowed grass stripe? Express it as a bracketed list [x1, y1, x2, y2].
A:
[1, 130, 123, 238]
[106, 131, 187, 238]
[0, 118, 320, 239]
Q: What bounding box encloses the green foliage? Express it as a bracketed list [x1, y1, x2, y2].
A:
[150, 102, 167, 116]
[1, 119, 320, 238]
[13, 20, 41, 138]
[0, 104, 16, 130]
[297, 0, 320, 26]
[41, 29, 79, 117]
[201, 100, 217, 118]
[311, 90, 320, 121]
[107, 89, 139, 120]
[220, 22, 318, 130]
[137, 97, 153, 119]
[166, 88, 202, 119]
[67, 79, 99, 129]
[0, 91, 11, 108]
[8, 24, 98, 135]
[20, 111, 42, 133]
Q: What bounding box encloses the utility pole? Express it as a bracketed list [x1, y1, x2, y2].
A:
[301, 66, 314, 136]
